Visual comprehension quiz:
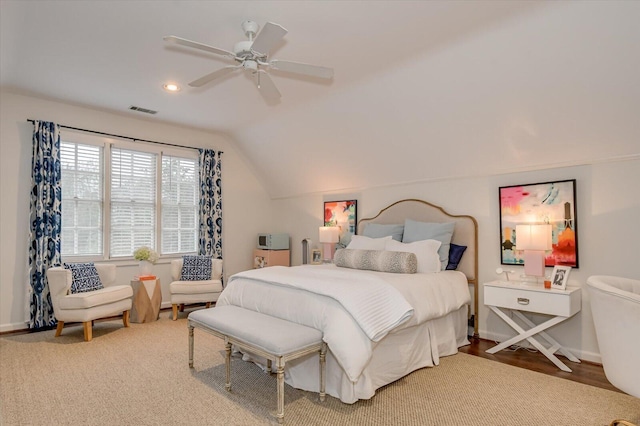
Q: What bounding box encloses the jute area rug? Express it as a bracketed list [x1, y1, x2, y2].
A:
[1, 314, 638, 425]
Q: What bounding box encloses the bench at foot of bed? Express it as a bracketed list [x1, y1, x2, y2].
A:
[188, 305, 326, 424]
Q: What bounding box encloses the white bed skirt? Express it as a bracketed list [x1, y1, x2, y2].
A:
[282, 306, 469, 404]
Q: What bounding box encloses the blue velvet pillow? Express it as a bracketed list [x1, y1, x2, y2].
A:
[181, 255, 212, 281]
[446, 243, 467, 270]
[362, 223, 404, 241]
[64, 262, 104, 294]
[402, 219, 455, 270]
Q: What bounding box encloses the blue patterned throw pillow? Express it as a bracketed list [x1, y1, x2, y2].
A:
[64, 262, 104, 294]
[181, 255, 212, 281]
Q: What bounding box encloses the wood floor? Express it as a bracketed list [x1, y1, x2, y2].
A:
[460, 336, 620, 393]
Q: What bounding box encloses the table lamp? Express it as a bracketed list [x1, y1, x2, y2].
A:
[515, 224, 552, 278]
[319, 226, 340, 262]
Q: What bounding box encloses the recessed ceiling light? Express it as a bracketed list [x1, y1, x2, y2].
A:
[163, 83, 180, 92]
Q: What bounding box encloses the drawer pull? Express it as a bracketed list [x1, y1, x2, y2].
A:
[517, 297, 530, 305]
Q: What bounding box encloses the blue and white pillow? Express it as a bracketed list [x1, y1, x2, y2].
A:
[64, 262, 104, 294]
[181, 255, 212, 281]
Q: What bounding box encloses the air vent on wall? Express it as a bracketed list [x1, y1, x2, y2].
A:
[129, 105, 158, 115]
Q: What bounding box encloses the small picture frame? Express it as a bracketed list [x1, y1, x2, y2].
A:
[311, 249, 323, 265]
[551, 265, 571, 290]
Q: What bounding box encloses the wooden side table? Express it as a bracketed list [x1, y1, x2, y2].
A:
[253, 249, 290, 268]
[130, 279, 162, 323]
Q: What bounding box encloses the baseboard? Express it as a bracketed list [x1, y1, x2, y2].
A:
[0, 321, 29, 334]
[479, 328, 602, 365]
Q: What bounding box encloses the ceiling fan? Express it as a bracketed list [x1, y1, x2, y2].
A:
[164, 21, 334, 101]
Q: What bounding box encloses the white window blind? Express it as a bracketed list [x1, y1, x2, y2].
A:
[110, 148, 157, 257]
[161, 155, 198, 254]
[60, 142, 103, 256]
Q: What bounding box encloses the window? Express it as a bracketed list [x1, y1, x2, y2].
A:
[161, 155, 198, 254]
[59, 134, 199, 260]
[60, 142, 103, 256]
[110, 148, 157, 257]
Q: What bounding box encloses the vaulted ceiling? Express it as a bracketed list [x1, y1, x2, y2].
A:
[2, 1, 638, 198]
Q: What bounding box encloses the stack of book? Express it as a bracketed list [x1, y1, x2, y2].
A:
[134, 275, 157, 281]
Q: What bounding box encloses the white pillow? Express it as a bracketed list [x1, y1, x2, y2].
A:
[385, 239, 442, 273]
[346, 235, 392, 250]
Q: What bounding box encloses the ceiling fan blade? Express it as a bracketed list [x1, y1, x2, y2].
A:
[254, 71, 281, 101]
[250, 22, 287, 56]
[269, 59, 333, 79]
[164, 35, 236, 59]
[189, 66, 241, 87]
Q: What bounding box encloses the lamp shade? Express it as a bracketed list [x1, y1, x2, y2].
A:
[515, 224, 552, 251]
[319, 226, 340, 243]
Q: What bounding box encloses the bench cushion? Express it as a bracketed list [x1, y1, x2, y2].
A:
[189, 306, 322, 356]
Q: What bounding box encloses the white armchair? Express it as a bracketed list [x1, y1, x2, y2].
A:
[46, 264, 133, 341]
[586, 275, 640, 398]
[169, 258, 223, 320]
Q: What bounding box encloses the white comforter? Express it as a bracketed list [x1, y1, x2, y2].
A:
[217, 265, 470, 382]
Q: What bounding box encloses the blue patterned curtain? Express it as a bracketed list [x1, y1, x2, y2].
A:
[198, 149, 223, 258]
[28, 121, 62, 329]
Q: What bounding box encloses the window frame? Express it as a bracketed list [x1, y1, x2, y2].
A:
[60, 130, 199, 263]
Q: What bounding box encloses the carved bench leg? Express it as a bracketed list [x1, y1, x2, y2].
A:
[319, 343, 327, 402]
[188, 325, 194, 368]
[225, 341, 232, 391]
[276, 358, 285, 424]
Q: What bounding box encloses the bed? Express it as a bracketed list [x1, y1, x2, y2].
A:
[217, 199, 478, 404]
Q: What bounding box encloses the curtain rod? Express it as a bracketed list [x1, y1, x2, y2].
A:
[27, 119, 222, 153]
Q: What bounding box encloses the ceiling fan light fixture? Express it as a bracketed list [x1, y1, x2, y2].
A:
[164, 20, 333, 100]
[243, 60, 258, 72]
[163, 83, 181, 92]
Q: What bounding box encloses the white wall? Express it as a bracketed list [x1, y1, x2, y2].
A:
[271, 158, 640, 363]
[0, 91, 273, 331]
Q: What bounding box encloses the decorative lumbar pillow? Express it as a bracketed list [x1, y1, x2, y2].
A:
[446, 243, 467, 270]
[402, 219, 455, 270]
[362, 223, 404, 242]
[181, 255, 213, 281]
[64, 262, 104, 294]
[385, 239, 442, 274]
[346, 235, 392, 251]
[334, 249, 417, 274]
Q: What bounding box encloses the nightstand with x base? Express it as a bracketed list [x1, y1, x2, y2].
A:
[484, 280, 582, 372]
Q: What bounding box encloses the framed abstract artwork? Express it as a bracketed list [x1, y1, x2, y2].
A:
[324, 200, 357, 248]
[499, 179, 578, 268]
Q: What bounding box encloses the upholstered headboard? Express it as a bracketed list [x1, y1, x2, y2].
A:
[357, 199, 479, 336]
